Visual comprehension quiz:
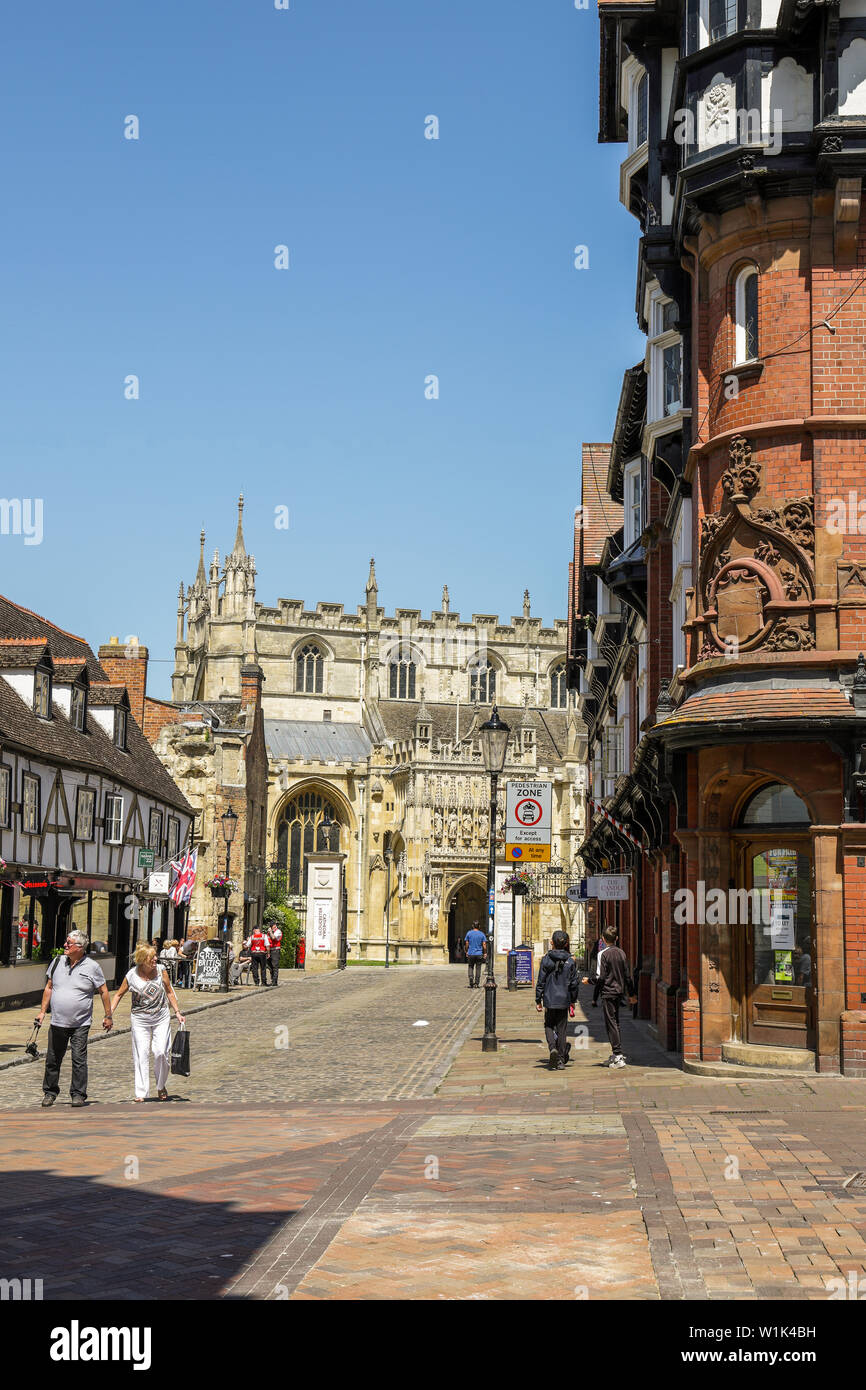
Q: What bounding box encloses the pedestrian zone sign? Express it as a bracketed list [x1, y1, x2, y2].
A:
[505, 779, 552, 864]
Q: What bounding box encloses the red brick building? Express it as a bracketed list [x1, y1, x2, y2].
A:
[570, 0, 866, 1074]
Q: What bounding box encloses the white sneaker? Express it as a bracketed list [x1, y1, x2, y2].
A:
[606, 1054, 617, 1067]
[613, 1055, 627, 1068]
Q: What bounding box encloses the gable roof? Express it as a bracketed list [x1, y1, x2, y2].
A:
[0, 593, 191, 814]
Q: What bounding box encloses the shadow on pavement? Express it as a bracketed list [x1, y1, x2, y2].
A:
[0, 1169, 291, 1300]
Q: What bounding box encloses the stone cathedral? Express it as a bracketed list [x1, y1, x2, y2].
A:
[163, 499, 586, 967]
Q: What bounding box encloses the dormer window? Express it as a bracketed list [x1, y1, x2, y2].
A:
[70, 684, 87, 732]
[34, 667, 51, 719]
[114, 707, 128, 750]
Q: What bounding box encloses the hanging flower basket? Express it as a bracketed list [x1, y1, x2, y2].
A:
[207, 875, 237, 897]
[501, 870, 534, 894]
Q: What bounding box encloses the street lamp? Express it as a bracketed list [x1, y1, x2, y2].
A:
[479, 705, 510, 1051]
[220, 806, 238, 992]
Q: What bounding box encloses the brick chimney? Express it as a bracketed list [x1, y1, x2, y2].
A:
[240, 661, 264, 711]
[98, 636, 149, 729]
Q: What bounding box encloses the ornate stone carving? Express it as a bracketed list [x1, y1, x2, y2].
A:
[696, 437, 816, 658]
[822, 135, 843, 153]
[721, 436, 760, 500]
[752, 497, 815, 553]
[765, 616, 815, 652]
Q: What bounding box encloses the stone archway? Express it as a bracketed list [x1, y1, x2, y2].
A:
[446, 879, 486, 962]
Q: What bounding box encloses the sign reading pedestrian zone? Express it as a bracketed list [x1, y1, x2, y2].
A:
[505, 779, 552, 863]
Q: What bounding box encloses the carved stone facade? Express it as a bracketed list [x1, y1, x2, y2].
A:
[153, 502, 586, 965]
[695, 438, 817, 656]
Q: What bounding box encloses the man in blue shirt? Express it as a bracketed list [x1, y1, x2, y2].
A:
[463, 920, 487, 989]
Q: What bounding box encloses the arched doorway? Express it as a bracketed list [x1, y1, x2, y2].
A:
[447, 880, 486, 962]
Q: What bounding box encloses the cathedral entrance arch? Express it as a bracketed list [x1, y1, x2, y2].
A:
[446, 878, 486, 962]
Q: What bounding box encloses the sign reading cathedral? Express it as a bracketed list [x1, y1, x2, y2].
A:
[505, 780, 552, 863]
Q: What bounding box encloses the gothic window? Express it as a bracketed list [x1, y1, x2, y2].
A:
[276, 791, 340, 897]
[296, 644, 324, 694]
[550, 663, 567, 709]
[469, 662, 496, 704]
[389, 658, 416, 700]
[734, 266, 759, 365]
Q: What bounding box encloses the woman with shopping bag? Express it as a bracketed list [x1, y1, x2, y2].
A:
[109, 944, 185, 1101]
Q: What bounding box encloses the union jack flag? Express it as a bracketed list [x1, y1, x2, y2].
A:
[169, 848, 198, 906]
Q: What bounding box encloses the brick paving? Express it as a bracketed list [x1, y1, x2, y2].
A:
[0, 968, 864, 1300]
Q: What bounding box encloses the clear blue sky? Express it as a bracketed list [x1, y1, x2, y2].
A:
[2, 0, 644, 698]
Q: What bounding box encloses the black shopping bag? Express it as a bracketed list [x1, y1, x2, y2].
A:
[170, 1023, 190, 1077]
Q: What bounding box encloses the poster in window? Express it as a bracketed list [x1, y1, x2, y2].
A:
[313, 899, 332, 952]
[774, 951, 793, 984]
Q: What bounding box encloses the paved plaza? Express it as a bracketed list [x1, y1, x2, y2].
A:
[0, 965, 864, 1301]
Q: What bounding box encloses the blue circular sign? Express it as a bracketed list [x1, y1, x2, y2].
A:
[511, 847, 522, 859]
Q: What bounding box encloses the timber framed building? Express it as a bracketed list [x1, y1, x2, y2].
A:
[0, 596, 193, 1010]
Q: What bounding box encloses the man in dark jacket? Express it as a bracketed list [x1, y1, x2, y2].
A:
[535, 930, 580, 1070]
[596, 927, 637, 1068]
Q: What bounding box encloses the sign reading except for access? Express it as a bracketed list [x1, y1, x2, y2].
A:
[505, 780, 552, 864]
[137, 848, 155, 870]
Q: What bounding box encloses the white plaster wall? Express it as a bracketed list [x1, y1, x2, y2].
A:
[840, 38, 866, 114]
[762, 58, 813, 132]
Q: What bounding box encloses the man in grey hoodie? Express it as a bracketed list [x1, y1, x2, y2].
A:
[535, 930, 580, 1070]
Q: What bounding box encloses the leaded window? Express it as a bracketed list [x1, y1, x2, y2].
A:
[296, 644, 324, 694]
[389, 658, 416, 700]
[70, 684, 86, 732]
[22, 773, 40, 833]
[276, 791, 340, 897]
[550, 663, 567, 709]
[75, 787, 95, 841]
[34, 668, 51, 719]
[469, 662, 496, 704]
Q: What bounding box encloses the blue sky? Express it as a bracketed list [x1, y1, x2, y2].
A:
[2, 0, 644, 698]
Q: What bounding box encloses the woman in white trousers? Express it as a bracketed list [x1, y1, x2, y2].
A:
[110, 943, 185, 1101]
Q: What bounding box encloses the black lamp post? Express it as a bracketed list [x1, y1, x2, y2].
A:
[479, 705, 510, 1051]
[220, 806, 238, 992]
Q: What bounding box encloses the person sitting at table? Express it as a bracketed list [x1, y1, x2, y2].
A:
[177, 937, 198, 988]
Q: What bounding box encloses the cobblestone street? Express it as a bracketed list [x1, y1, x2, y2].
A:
[0, 966, 481, 1108]
[1, 966, 865, 1302]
